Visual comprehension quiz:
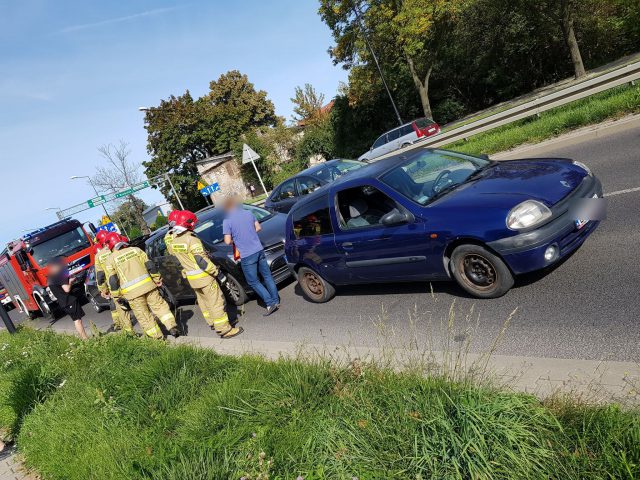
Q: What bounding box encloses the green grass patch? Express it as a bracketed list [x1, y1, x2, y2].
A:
[0, 329, 638, 479]
[445, 83, 640, 156]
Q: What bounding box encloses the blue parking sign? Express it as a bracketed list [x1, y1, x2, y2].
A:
[200, 183, 220, 196]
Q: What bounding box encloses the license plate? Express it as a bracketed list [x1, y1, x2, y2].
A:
[574, 218, 588, 230]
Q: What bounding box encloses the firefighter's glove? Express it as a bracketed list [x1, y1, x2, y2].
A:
[217, 271, 228, 285]
[117, 298, 131, 311]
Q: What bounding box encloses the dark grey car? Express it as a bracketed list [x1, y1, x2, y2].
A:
[265, 159, 365, 213]
[144, 204, 291, 306]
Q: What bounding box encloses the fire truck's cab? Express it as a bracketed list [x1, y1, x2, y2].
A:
[0, 219, 95, 318]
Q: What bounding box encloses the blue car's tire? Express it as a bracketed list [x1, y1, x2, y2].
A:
[298, 267, 336, 303]
[450, 245, 514, 298]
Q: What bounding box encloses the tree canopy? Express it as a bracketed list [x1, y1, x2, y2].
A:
[143, 71, 278, 209]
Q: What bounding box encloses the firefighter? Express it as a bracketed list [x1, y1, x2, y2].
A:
[166, 210, 242, 339]
[94, 230, 133, 333]
[163, 210, 180, 253]
[104, 232, 180, 339]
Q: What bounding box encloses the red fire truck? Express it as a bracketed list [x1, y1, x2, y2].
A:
[0, 219, 96, 319]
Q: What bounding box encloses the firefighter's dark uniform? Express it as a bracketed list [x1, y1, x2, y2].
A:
[95, 244, 133, 333]
[165, 229, 233, 335]
[106, 245, 177, 339]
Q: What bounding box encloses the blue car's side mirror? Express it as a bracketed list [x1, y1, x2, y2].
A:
[381, 209, 412, 226]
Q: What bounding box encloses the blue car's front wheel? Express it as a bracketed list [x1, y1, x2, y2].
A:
[451, 245, 514, 299]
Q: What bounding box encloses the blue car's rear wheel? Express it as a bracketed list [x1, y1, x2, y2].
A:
[298, 267, 336, 303]
[451, 245, 513, 298]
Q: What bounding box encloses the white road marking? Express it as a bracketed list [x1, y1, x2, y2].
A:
[604, 186, 640, 197]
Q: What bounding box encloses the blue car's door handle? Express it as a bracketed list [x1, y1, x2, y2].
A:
[341, 242, 354, 250]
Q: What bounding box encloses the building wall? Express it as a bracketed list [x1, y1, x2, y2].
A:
[197, 158, 247, 205]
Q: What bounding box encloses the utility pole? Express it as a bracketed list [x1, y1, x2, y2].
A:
[353, 2, 403, 126]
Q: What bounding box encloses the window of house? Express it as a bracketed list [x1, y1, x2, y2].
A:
[292, 195, 333, 239]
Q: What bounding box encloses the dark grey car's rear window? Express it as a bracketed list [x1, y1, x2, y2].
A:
[195, 212, 224, 244]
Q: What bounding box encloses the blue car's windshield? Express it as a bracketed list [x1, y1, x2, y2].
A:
[380, 150, 490, 205]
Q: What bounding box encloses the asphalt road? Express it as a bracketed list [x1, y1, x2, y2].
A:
[9, 117, 640, 361]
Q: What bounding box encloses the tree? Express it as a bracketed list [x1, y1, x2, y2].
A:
[319, 0, 465, 120]
[109, 196, 149, 240]
[143, 71, 278, 209]
[291, 84, 326, 124]
[559, 0, 586, 79]
[92, 140, 150, 234]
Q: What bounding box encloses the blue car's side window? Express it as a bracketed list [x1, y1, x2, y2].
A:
[292, 195, 333, 239]
[335, 185, 399, 230]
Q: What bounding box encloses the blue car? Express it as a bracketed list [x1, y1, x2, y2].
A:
[284, 148, 603, 300]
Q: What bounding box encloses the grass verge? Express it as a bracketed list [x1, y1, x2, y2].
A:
[0, 328, 638, 479]
[444, 82, 640, 156]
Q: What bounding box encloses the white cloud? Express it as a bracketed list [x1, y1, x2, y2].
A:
[59, 6, 180, 34]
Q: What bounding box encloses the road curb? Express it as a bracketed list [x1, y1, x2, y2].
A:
[172, 335, 640, 405]
[491, 113, 640, 159]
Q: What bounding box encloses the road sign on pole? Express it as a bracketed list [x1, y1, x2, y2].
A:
[87, 195, 106, 208]
[242, 144, 268, 196]
[200, 183, 220, 196]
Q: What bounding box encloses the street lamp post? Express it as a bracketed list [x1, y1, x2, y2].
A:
[352, 2, 403, 126]
[70, 175, 111, 219]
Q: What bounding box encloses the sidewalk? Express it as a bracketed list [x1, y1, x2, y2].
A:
[173, 335, 640, 405]
[0, 445, 36, 480]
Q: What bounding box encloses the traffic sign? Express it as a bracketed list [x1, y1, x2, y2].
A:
[87, 195, 106, 208]
[114, 181, 150, 199]
[96, 222, 118, 233]
[241, 143, 267, 196]
[242, 144, 261, 164]
[200, 183, 220, 196]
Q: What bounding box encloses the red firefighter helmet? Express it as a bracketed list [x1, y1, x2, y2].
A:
[174, 210, 198, 231]
[168, 210, 181, 227]
[95, 230, 109, 247]
[105, 232, 122, 250]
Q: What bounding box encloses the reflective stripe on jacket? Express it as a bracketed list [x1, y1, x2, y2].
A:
[95, 246, 112, 294]
[106, 246, 159, 300]
[166, 230, 218, 289]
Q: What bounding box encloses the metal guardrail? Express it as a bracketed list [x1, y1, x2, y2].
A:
[374, 61, 640, 161]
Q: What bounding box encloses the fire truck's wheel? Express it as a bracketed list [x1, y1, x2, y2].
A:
[33, 293, 52, 320]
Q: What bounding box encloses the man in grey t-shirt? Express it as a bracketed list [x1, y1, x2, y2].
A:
[222, 195, 280, 316]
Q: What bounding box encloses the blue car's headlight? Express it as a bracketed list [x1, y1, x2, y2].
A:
[506, 200, 552, 230]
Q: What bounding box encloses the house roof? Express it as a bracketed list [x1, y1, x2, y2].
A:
[196, 152, 235, 167]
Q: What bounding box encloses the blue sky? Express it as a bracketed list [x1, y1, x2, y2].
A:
[0, 0, 347, 241]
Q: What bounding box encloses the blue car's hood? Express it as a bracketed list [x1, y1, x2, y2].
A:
[432, 159, 587, 210]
